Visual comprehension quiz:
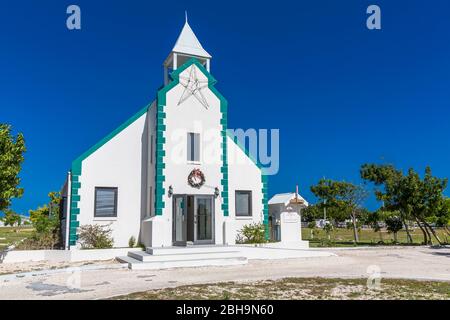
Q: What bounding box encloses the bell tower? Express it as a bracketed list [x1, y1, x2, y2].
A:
[163, 14, 212, 85]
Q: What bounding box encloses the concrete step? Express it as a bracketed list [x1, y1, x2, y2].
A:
[146, 245, 237, 256]
[116, 255, 141, 265]
[128, 250, 242, 262]
[116, 255, 248, 270]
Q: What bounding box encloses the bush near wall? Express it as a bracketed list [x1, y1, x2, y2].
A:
[15, 192, 62, 250]
[78, 224, 114, 249]
[237, 223, 267, 244]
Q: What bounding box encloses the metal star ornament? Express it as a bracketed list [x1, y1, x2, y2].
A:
[177, 66, 210, 109]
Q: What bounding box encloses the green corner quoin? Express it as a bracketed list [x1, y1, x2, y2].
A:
[68, 58, 268, 245]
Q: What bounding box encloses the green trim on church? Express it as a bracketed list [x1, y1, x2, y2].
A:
[154, 58, 230, 216]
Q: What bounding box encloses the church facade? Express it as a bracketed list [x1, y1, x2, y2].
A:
[61, 19, 268, 249]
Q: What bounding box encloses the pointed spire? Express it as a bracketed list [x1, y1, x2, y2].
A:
[185, 10, 188, 23]
[171, 15, 211, 59]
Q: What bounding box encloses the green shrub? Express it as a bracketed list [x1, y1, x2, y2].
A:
[16, 232, 59, 250]
[15, 191, 62, 250]
[317, 238, 335, 247]
[385, 216, 403, 243]
[1, 209, 22, 230]
[137, 242, 146, 250]
[323, 223, 333, 233]
[323, 223, 334, 240]
[78, 224, 114, 249]
[308, 221, 319, 239]
[237, 223, 267, 244]
[307, 221, 316, 229]
[235, 233, 244, 244]
[128, 236, 136, 248]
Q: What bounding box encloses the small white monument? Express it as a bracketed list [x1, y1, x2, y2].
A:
[268, 187, 309, 248]
[280, 207, 302, 243]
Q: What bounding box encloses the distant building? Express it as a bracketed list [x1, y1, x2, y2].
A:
[0, 215, 30, 227]
[19, 215, 30, 225]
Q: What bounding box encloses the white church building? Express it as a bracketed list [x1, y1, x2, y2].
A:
[61, 19, 268, 249]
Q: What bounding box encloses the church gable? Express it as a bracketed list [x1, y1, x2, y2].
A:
[165, 60, 220, 112]
[154, 58, 229, 216]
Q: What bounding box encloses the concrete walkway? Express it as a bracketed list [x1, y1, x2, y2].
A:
[0, 246, 448, 299]
[222, 244, 336, 260]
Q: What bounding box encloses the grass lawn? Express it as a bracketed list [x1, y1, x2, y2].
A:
[302, 227, 449, 247]
[0, 227, 34, 251]
[113, 277, 450, 300]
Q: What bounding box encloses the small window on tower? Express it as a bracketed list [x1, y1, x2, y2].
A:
[149, 186, 153, 217]
[187, 132, 200, 162]
[150, 134, 154, 164]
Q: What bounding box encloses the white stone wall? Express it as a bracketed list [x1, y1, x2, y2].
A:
[77, 110, 150, 248]
[227, 135, 264, 238]
[1, 248, 140, 263]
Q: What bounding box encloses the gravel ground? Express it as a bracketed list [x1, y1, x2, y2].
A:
[114, 277, 450, 300]
[0, 246, 448, 300]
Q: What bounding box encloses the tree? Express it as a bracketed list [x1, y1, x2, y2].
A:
[361, 164, 448, 245]
[361, 164, 414, 243]
[323, 222, 333, 240]
[385, 215, 403, 243]
[0, 124, 26, 212]
[302, 204, 322, 222]
[302, 202, 348, 224]
[436, 198, 450, 236]
[1, 209, 22, 231]
[415, 167, 447, 245]
[365, 210, 383, 243]
[311, 179, 368, 243]
[26, 191, 62, 248]
[307, 221, 318, 239]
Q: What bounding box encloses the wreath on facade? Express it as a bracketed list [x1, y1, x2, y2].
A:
[188, 168, 205, 189]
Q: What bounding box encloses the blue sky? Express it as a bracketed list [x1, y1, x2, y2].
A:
[1, 0, 449, 215]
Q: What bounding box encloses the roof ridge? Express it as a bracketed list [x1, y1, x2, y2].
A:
[172, 20, 211, 58]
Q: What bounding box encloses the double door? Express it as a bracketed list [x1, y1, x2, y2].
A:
[172, 195, 214, 246]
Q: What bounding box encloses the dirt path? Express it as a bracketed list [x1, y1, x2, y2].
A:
[0, 246, 448, 300]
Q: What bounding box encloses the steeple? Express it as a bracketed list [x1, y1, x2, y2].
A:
[164, 15, 211, 85]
